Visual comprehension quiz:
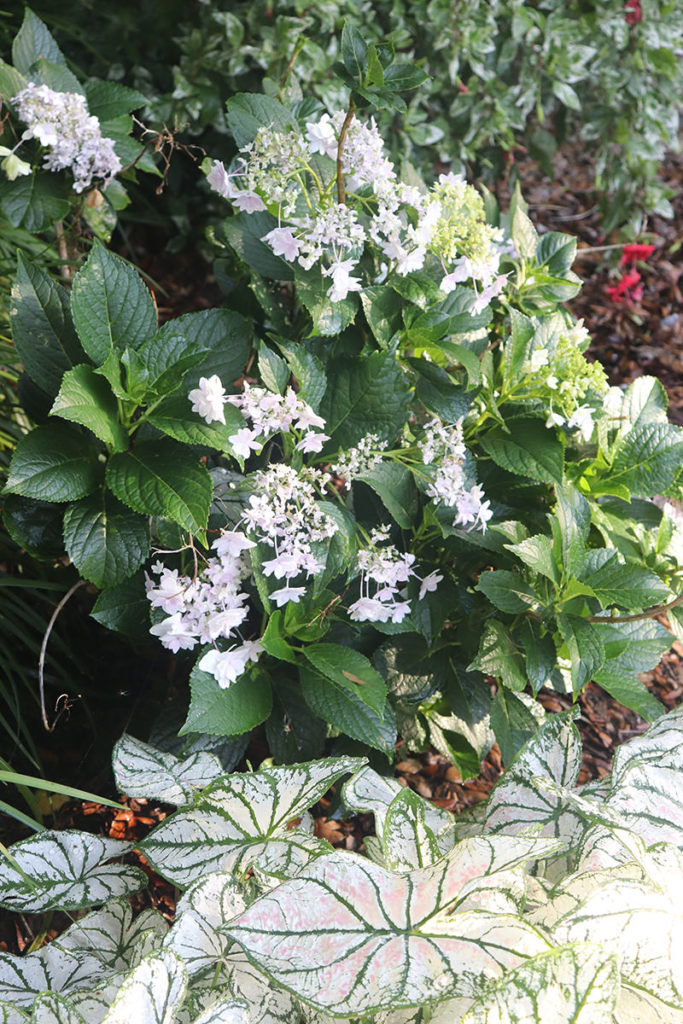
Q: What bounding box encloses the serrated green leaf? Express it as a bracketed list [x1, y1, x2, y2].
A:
[554, 483, 590, 577]
[557, 615, 606, 695]
[224, 211, 294, 281]
[302, 644, 387, 714]
[511, 206, 539, 260]
[163, 309, 251, 393]
[607, 423, 683, 496]
[10, 253, 82, 396]
[50, 364, 128, 450]
[12, 10, 65, 75]
[503, 309, 534, 382]
[31, 57, 84, 95]
[4, 423, 100, 502]
[592, 618, 670, 721]
[85, 80, 147, 120]
[148, 393, 244, 450]
[1, 493, 64, 558]
[0, 172, 71, 232]
[181, 659, 272, 740]
[581, 552, 669, 610]
[63, 491, 149, 589]
[383, 63, 430, 92]
[490, 689, 540, 765]
[300, 664, 396, 756]
[320, 351, 411, 451]
[481, 419, 564, 484]
[358, 461, 418, 528]
[272, 338, 326, 410]
[139, 757, 361, 888]
[225, 840, 555, 1016]
[361, 285, 402, 348]
[90, 571, 149, 640]
[469, 620, 527, 691]
[0, 832, 145, 912]
[506, 534, 559, 585]
[112, 734, 222, 808]
[226, 93, 296, 148]
[341, 22, 368, 80]
[124, 330, 210, 400]
[475, 569, 539, 613]
[409, 358, 471, 421]
[0, 60, 27, 106]
[257, 344, 289, 395]
[71, 241, 157, 365]
[296, 263, 358, 335]
[105, 440, 212, 537]
[518, 620, 556, 694]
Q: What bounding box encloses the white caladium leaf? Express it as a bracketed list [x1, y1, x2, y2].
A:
[221, 953, 300, 1024]
[164, 872, 247, 975]
[611, 703, 683, 781]
[100, 951, 188, 1024]
[551, 847, 683, 1010]
[482, 711, 584, 844]
[67, 976, 128, 1024]
[140, 757, 363, 888]
[0, 831, 145, 912]
[190, 998, 249, 1024]
[459, 943, 619, 1023]
[342, 767, 453, 843]
[176, 968, 236, 1024]
[382, 789, 445, 871]
[250, 830, 332, 884]
[0, 1004, 28, 1023]
[58, 898, 168, 970]
[608, 761, 683, 847]
[30, 993, 87, 1024]
[615, 985, 683, 1024]
[112, 733, 223, 807]
[225, 840, 557, 1016]
[0, 938, 104, 1009]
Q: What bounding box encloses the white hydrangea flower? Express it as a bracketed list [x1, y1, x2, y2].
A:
[188, 375, 228, 425]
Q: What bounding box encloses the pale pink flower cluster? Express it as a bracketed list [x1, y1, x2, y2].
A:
[207, 113, 508, 309]
[12, 83, 121, 193]
[418, 418, 493, 532]
[348, 527, 443, 624]
[145, 534, 261, 689]
[226, 382, 329, 457]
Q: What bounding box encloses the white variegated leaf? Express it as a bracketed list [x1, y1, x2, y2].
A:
[31, 992, 87, 1024]
[100, 951, 188, 1024]
[67, 976, 128, 1024]
[140, 757, 363, 888]
[112, 733, 223, 806]
[552, 855, 683, 1008]
[58, 898, 168, 970]
[451, 803, 487, 842]
[615, 985, 683, 1024]
[483, 711, 584, 844]
[164, 873, 247, 975]
[250, 831, 332, 884]
[611, 704, 683, 781]
[608, 761, 683, 847]
[225, 840, 557, 1016]
[363, 836, 385, 865]
[0, 940, 101, 1008]
[175, 968, 235, 1024]
[382, 789, 450, 871]
[191, 997, 249, 1024]
[0, 1004, 29, 1023]
[342, 767, 452, 840]
[460, 943, 619, 1023]
[221, 953, 300, 1024]
[0, 832, 145, 911]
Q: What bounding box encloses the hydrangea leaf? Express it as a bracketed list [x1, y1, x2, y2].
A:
[163, 873, 247, 975]
[225, 840, 558, 1016]
[100, 951, 187, 1024]
[4, 423, 100, 503]
[49, 365, 129, 451]
[139, 757, 364, 888]
[482, 710, 584, 843]
[71, 241, 157, 365]
[460, 944, 619, 1023]
[112, 733, 223, 807]
[63, 492, 150, 590]
[0, 831, 145, 912]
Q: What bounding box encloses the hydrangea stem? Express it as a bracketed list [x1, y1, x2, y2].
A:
[336, 97, 355, 205]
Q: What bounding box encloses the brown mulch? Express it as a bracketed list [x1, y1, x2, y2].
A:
[3, 141, 683, 957]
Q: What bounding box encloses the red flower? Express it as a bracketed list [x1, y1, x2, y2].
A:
[619, 243, 655, 267]
[625, 0, 642, 25]
[606, 268, 642, 304]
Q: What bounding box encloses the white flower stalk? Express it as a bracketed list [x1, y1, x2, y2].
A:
[12, 83, 121, 193]
[418, 418, 492, 532]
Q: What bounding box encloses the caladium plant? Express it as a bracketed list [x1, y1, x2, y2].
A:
[0, 707, 682, 1021]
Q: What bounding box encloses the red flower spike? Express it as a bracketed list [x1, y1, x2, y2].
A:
[625, 0, 642, 25]
[619, 243, 655, 267]
[606, 268, 642, 304]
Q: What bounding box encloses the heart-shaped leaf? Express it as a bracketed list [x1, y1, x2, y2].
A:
[112, 734, 222, 807]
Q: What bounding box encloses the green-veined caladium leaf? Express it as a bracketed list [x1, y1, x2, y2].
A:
[63, 491, 150, 590]
[0, 898, 165, 1008]
[613, 987, 683, 1024]
[70, 241, 157, 365]
[482, 711, 584, 845]
[607, 760, 683, 848]
[139, 757, 364, 888]
[342, 766, 453, 842]
[610, 702, 683, 782]
[163, 872, 247, 976]
[0, 1004, 27, 1024]
[190, 998, 249, 1024]
[4, 423, 100, 502]
[0, 831, 145, 912]
[382, 788, 445, 871]
[460, 943, 619, 1023]
[100, 951, 187, 1024]
[550, 843, 683, 1013]
[226, 838, 561, 1017]
[28, 993, 87, 1024]
[50, 365, 128, 451]
[112, 734, 222, 807]
[214, 953, 299, 1024]
[105, 440, 212, 539]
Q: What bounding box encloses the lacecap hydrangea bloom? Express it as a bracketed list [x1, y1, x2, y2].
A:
[11, 82, 121, 193]
[207, 111, 508, 308]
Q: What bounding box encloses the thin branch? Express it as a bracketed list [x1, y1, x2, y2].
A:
[336, 98, 355, 205]
[586, 591, 683, 625]
[38, 580, 86, 733]
[54, 220, 71, 280]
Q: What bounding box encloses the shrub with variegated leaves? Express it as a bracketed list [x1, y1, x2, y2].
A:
[0, 704, 681, 1021]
